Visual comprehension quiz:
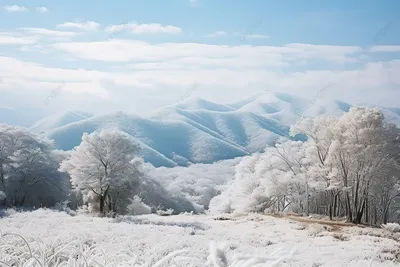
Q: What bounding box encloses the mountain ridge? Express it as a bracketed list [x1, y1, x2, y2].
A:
[4, 92, 399, 167]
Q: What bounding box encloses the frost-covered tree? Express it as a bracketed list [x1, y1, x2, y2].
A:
[209, 139, 311, 214]
[60, 129, 144, 214]
[211, 107, 400, 224]
[291, 107, 400, 223]
[0, 123, 68, 207]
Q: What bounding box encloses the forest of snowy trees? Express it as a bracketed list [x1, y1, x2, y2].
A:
[210, 107, 400, 224]
[1, 107, 399, 224]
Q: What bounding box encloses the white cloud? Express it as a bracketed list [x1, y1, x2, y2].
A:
[36, 7, 49, 13]
[244, 34, 269, 39]
[51, 40, 361, 65]
[105, 23, 182, 34]
[1, 55, 399, 114]
[19, 28, 81, 38]
[0, 37, 399, 114]
[205, 31, 227, 38]
[57, 21, 100, 32]
[369, 45, 400, 52]
[0, 34, 38, 45]
[4, 5, 27, 12]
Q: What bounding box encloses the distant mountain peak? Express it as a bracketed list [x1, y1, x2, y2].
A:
[30, 110, 93, 133]
[176, 97, 235, 112]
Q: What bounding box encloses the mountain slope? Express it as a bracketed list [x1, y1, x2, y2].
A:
[30, 110, 92, 133]
[176, 97, 235, 112]
[26, 92, 400, 167]
[46, 112, 250, 167]
[151, 108, 290, 152]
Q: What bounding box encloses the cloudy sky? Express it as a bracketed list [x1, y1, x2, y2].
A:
[0, 0, 399, 116]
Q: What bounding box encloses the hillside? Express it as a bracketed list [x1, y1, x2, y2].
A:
[29, 110, 93, 133]
[21, 92, 400, 167]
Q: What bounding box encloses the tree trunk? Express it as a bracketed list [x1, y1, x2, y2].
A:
[99, 186, 110, 215]
[345, 192, 353, 222]
[305, 183, 309, 216]
[354, 198, 366, 224]
[333, 193, 338, 218]
[353, 179, 360, 219]
[383, 206, 389, 224]
[100, 195, 105, 213]
[373, 205, 378, 225]
[107, 194, 112, 211]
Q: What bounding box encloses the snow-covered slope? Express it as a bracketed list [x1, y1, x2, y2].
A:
[26, 92, 400, 167]
[46, 112, 251, 167]
[382, 108, 400, 125]
[176, 97, 235, 112]
[229, 92, 309, 125]
[29, 110, 92, 133]
[1, 210, 399, 266]
[150, 108, 290, 152]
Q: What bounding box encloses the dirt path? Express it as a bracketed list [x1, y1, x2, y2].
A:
[269, 213, 377, 232]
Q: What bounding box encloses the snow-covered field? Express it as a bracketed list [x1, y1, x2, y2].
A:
[0, 209, 399, 266]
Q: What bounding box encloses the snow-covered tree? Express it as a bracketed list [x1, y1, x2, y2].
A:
[211, 107, 400, 224]
[209, 139, 311, 214]
[0, 123, 68, 207]
[291, 107, 400, 223]
[60, 129, 144, 214]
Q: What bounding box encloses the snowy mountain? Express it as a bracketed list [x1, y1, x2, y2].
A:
[17, 91, 400, 167]
[29, 110, 92, 133]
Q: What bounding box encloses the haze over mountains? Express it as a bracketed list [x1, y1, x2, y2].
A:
[0, 107, 49, 127]
[3, 91, 400, 167]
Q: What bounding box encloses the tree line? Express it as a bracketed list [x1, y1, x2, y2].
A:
[210, 107, 400, 224]
[1, 106, 400, 224]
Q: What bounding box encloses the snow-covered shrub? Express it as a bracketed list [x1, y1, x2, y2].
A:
[306, 223, 328, 237]
[149, 158, 240, 213]
[382, 223, 400, 233]
[127, 196, 152, 215]
[76, 204, 91, 215]
[157, 208, 174, 216]
[206, 241, 295, 267]
[209, 194, 233, 214]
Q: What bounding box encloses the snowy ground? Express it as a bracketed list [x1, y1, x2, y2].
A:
[0, 209, 399, 266]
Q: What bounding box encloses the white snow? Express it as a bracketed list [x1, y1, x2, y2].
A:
[0, 209, 399, 266]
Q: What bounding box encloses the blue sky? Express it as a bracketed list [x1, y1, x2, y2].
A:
[0, 0, 399, 115]
[2, 0, 399, 45]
